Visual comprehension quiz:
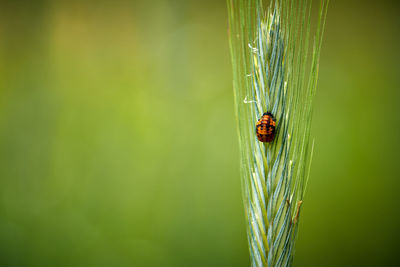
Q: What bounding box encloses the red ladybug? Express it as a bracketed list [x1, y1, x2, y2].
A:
[256, 112, 276, 143]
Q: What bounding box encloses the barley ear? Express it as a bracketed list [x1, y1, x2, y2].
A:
[227, 0, 328, 266]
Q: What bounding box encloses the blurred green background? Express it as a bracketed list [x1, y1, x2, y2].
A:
[0, 0, 399, 266]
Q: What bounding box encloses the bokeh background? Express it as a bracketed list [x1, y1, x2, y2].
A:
[0, 0, 399, 266]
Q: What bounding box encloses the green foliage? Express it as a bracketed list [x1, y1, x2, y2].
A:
[227, 0, 328, 265]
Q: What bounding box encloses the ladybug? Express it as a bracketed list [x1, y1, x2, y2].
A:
[256, 112, 276, 143]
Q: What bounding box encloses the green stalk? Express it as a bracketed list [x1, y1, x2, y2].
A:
[227, 0, 328, 266]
